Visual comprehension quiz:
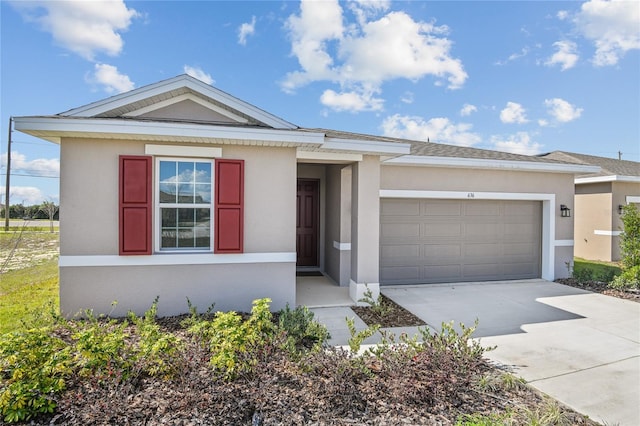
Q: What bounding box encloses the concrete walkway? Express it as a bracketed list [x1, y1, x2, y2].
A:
[310, 280, 640, 426]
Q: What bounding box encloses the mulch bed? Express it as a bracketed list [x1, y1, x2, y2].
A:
[351, 294, 426, 328]
[556, 278, 640, 302]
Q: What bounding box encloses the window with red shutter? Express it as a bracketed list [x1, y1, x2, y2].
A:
[215, 159, 244, 253]
[119, 156, 152, 255]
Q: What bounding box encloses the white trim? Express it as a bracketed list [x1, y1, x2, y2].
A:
[379, 189, 556, 281]
[384, 155, 600, 174]
[124, 93, 249, 123]
[145, 144, 222, 158]
[554, 240, 574, 246]
[297, 150, 362, 163]
[380, 189, 554, 202]
[13, 116, 325, 146]
[322, 138, 410, 155]
[59, 252, 297, 267]
[594, 230, 622, 236]
[575, 175, 640, 184]
[61, 75, 298, 129]
[333, 241, 351, 251]
[626, 196, 640, 204]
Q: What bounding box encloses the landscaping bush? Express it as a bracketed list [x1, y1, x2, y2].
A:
[278, 304, 330, 357]
[609, 265, 640, 290]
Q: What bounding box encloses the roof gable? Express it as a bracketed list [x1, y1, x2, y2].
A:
[60, 74, 297, 129]
[540, 151, 640, 178]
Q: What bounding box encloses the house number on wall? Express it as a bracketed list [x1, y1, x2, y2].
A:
[467, 193, 475, 198]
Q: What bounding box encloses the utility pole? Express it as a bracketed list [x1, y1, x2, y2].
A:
[4, 117, 12, 231]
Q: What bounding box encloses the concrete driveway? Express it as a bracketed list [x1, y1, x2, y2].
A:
[311, 279, 640, 425]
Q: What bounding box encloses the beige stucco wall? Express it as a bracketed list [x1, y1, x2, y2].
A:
[59, 139, 296, 255]
[573, 181, 639, 262]
[322, 164, 352, 286]
[58, 138, 297, 315]
[381, 165, 576, 279]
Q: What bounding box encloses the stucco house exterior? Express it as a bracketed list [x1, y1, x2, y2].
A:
[14, 75, 598, 317]
[540, 151, 640, 262]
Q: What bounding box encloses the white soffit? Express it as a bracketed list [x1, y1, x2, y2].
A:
[575, 175, 640, 184]
[296, 150, 362, 163]
[124, 93, 249, 124]
[13, 117, 325, 146]
[385, 155, 601, 174]
[61, 75, 297, 129]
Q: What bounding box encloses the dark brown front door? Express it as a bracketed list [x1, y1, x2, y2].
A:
[296, 179, 319, 267]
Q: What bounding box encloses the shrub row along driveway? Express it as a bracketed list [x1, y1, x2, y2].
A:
[314, 280, 640, 425]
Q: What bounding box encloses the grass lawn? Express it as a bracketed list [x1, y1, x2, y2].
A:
[0, 231, 59, 334]
[573, 257, 622, 281]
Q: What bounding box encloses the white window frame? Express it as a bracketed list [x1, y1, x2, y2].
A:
[154, 156, 214, 253]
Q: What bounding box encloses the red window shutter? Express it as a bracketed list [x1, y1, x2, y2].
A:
[215, 159, 244, 253]
[119, 156, 152, 255]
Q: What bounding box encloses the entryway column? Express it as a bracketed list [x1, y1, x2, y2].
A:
[350, 155, 380, 303]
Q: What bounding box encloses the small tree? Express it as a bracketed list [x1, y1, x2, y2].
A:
[39, 201, 59, 233]
[619, 204, 640, 269]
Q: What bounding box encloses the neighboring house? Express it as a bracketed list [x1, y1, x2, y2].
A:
[540, 151, 640, 263]
[14, 75, 598, 317]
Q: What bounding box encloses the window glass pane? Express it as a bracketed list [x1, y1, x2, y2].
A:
[159, 182, 176, 203]
[159, 161, 177, 182]
[161, 228, 177, 248]
[161, 208, 176, 228]
[195, 184, 211, 203]
[195, 208, 210, 248]
[178, 162, 194, 183]
[177, 183, 194, 203]
[177, 229, 195, 248]
[195, 162, 211, 183]
[178, 208, 195, 227]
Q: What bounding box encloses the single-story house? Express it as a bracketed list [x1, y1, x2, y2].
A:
[539, 151, 640, 263]
[14, 75, 599, 316]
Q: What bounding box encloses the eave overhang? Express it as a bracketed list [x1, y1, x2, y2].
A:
[384, 155, 602, 174]
[575, 175, 640, 184]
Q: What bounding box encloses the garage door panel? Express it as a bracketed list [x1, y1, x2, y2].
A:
[381, 199, 541, 284]
[423, 223, 462, 238]
[423, 201, 461, 216]
[381, 223, 421, 238]
[381, 199, 420, 216]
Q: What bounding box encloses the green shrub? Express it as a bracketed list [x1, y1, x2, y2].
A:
[358, 286, 392, 317]
[0, 327, 71, 423]
[619, 204, 640, 269]
[189, 298, 275, 380]
[419, 320, 488, 364]
[572, 267, 593, 282]
[456, 412, 512, 426]
[609, 265, 640, 290]
[128, 299, 183, 378]
[278, 304, 329, 356]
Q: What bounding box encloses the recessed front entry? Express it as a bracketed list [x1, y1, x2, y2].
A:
[296, 179, 319, 267]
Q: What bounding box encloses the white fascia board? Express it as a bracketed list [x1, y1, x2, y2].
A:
[384, 155, 601, 174]
[124, 93, 249, 123]
[575, 175, 640, 184]
[63, 75, 297, 129]
[296, 150, 362, 163]
[322, 138, 410, 155]
[13, 117, 324, 145]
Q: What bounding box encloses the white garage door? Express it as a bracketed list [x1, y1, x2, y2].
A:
[380, 199, 542, 285]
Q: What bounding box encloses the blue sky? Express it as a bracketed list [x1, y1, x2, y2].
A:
[1, 0, 639, 205]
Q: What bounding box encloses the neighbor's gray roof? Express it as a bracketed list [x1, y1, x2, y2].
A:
[303, 127, 572, 164]
[539, 151, 640, 177]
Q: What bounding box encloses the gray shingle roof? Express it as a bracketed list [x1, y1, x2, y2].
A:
[302, 127, 572, 164]
[540, 151, 640, 177]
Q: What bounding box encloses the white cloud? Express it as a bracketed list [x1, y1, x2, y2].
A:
[574, 0, 640, 66]
[495, 47, 530, 65]
[12, 0, 139, 61]
[320, 89, 384, 112]
[401, 91, 414, 104]
[381, 114, 481, 147]
[1, 151, 60, 176]
[545, 40, 579, 70]
[283, 0, 467, 111]
[86, 63, 135, 94]
[500, 102, 528, 124]
[544, 98, 583, 123]
[491, 132, 542, 155]
[557, 10, 570, 20]
[460, 103, 477, 116]
[183, 65, 214, 85]
[0, 186, 50, 206]
[238, 16, 256, 45]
